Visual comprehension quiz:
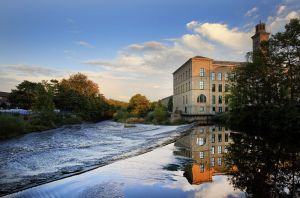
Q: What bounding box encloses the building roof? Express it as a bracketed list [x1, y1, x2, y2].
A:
[0, 91, 10, 97]
[173, 56, 243, 74]
[213, 60, 244, 65]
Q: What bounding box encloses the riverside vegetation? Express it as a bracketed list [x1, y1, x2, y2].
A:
[0, 74, 184, 139]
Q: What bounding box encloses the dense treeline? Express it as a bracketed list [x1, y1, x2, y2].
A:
[224, 19, 300, 133]
[1, 73, 127, 139]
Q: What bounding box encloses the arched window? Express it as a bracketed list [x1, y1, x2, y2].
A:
[197, 94, 206, 103]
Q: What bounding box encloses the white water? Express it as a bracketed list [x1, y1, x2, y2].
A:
[0, 121, 190, 194]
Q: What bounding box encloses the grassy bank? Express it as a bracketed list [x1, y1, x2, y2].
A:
[0, 113, 84, 140]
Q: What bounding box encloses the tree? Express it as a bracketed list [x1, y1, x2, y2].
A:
[153, 102, 169, 123]
[227, 19, 300, 131]
[60, 73, 100, 97]
[266, 18, 300, 103]
[128, 94, 151, 117]
[8, 80, 40, 109]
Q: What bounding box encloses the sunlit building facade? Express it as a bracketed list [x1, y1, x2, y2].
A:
[172, 56, 241, 115]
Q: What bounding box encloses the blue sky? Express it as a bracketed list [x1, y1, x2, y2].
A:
[0, 0, 299, 101]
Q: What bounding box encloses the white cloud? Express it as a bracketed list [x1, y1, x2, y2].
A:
[245, 7, 259, 17]
[268, 11, 300, 33]
[186, 21, 252, 51]
[277, 5, 287, 15]
[75, 41, 94, 48]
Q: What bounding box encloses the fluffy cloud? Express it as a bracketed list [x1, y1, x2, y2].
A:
[268, 11, 300, 33]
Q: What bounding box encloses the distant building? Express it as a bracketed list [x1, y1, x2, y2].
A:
[172, 22, 270, 119]
[159, 95, 172, 110]
[0, 91, 10, 106]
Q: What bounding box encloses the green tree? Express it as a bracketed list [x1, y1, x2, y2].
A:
[8, 81, 40, 109]
[153, 102, 169, 123]
[128, 94, 151, 117]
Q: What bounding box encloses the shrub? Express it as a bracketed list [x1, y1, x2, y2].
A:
[125, 117, 145, 124]
[0, 115, 27, 139]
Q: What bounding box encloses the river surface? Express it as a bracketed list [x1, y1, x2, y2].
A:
[0, 121, 190, 195]
[2, 123, 300, 197]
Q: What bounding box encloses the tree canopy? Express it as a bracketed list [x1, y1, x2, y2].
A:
[227, 18, 300, 132]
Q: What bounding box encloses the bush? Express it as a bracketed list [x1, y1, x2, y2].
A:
[0, 115, 27, 139]
[125, 117, 144, 124]
[113, 108, 131, 122]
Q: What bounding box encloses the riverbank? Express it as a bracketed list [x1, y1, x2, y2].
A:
[0, 121, 192, 196]
[6, 142, 245, 198]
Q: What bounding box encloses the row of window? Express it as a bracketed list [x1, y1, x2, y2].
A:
[212, 106, 229, 113]
[174, 68, 191, 84]
[174, 69, 229, 85]
[212, 84, 229, 92]
[199, 146, 228, 159]
[199, 157, 223, 171]
[195, 94, 228, 105]
[175, 82, 229, 94]
[196, 126, 229, 133]
[199, 81, 229, 92]
[174, 81, 191, 94]
[196, 134, 229, 146]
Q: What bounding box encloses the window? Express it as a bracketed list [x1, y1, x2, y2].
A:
[200, 68, 204, 76]
[225, 73, 229, 81]
[219, 107, 222, 112]
[197, 94, 206, 103]
[211, 84, 216, 92]
[218, 146, 222, 154]
[199, 107, 204, 112]
[189, 81, 191, 90]
[212, 84, 215, 92]
[218, 157, 222, 166]
[218, 84, 222, 92]
[200, 164, 204, 172]
[212, 106, 216, 112]
[218, 134, 222, 142]
[200, 151, 204, 159]
[211, 158, 215, 167]
[218, 72, 222, 80]
[197, 137, 205, 146]
[183, 96, 185, 104]
[219, 126, 222, 131]
[218, 96, 222, 104]
[225, 84, 229, 92]
[211, 72, 215, 80]
[186, 83, 187, 92]
[225, 133, 229, 142]
[199, 81, 204, 90]
[211, 134, 215, 143]
[211, 146, 215, 154]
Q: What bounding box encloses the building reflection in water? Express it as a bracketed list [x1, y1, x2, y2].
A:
[174, 125, 233, 185]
